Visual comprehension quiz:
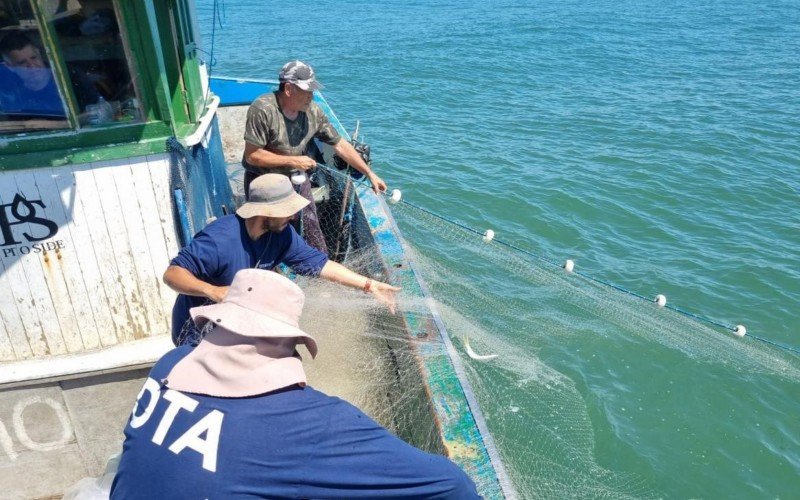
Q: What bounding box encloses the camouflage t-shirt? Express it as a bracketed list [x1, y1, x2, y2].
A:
[242, 92, 341, 175]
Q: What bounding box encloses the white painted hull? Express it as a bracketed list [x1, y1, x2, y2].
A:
[0, 154, 181, 498]
[0, 156, 178, 362]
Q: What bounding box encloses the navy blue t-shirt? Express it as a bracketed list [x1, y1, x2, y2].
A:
[169, 215, 328, 342]
[111, 347, 480, 499]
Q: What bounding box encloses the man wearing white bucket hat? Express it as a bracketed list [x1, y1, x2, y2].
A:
[112, 269, 479, 499]
[164, 173, 400, 345]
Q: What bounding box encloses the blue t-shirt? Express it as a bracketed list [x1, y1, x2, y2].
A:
[0, 68, 65, 117]
[111, 347, 480, 499]
[169, 215, 328, 343]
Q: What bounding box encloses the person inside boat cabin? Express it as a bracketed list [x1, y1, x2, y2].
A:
[0, 31, 98, 120]
[0, 31, 66, 118]
[240, 60, 387, 253]
[113, 269, 479, 499]
[163, 173, 400, 346]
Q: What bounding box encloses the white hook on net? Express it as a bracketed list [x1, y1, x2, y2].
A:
[464, 335, 498, 361]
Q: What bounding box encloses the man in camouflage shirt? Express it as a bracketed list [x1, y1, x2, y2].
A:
[241, 60, 387, 253]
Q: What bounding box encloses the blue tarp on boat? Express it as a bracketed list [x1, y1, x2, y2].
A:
[210, 77, 276, 106]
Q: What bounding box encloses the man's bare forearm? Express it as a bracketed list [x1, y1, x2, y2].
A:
[244, 142, 316, 170]
[333, 140, 387, 193]
[319, 261, 401, 314]
[319, 260, 369, 288]
[333, 140, 373, 177]
[163, 265, 228, 303]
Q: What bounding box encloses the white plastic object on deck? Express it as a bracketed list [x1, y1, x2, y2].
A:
[654, 294, 667, 308]
[483, 229, 495, 243]
[564, 259, 575, 273]
[464, 335, 498, 361]
[389, 189, 402, 204]
[734, 325, 747, 337]
[290, 171, 307, 185]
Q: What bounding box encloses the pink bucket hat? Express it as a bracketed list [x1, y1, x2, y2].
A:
[165, 269, 318, 397]
[189, 268, 317, 357]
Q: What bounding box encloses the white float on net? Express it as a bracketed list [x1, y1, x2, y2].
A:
[734, 325, 747, 337]
[564, 259, 575, 273]
[482, 229, 495, 243]
[654, 294, 667, 308]
[389, 189, 402, 204]
[290, 170, 307, 185]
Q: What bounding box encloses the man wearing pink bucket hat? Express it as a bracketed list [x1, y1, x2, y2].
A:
[164, 173, 400, 346]
[111, 269, 479, 499]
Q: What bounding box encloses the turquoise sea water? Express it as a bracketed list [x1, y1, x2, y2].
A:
[197, 0, 799, 497]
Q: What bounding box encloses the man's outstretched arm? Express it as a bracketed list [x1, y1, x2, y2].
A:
[332, 139, 388, 194]
[319, 260, 400, 314]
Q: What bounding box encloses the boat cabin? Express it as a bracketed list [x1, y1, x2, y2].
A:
[1, 0, 205, 145]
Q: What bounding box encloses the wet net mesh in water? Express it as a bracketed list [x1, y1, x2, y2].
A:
[182, 162, 800, 498]
[384, 196, 800, 499]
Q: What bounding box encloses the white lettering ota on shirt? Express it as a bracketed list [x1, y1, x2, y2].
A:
[129, 377, 224, 472]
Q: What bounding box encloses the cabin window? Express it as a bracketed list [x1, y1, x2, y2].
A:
[0, 0, 142, 135]
[44, 0, 142, 126]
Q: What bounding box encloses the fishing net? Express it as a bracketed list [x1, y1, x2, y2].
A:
[387, 201, 800, 382]
[204, 110, 800, 497]
[304, 164, 800, 498]
[191, 158, 800, 498]
[381, 197, 800, 499]
[294, 165, 656, 498]
[168, 129, 234, 247]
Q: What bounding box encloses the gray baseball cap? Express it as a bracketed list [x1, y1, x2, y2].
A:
[278, 60, 323, 91]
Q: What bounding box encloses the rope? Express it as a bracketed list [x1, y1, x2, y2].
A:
[745, 335, 800, 355]
[203, 0, 225, 103]
[343, 168, 361, 258]
[398, 196, 736, 328]
[314, 163, 798, 357]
